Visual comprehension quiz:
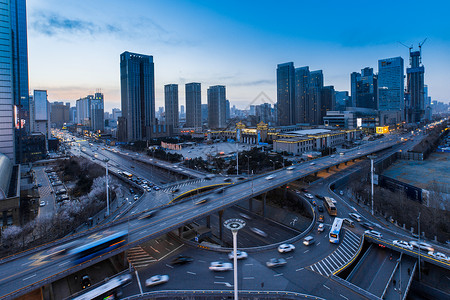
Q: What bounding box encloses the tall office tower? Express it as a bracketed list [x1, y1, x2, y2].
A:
[294, 66, 310, 124]
[119, 51, 155, 142]
[0, 0, 14, 160]
[276, 62, 295, 126]
[90, 92, 104, 132]
[406, 49, 425, 123]
[255, 103, 272, 124]
[201, 104, 208, 123]
[225, 100, 230, 121]
[112, 108, 121, 120]
[185, 82, 201, 128]
[335, 91, 350, 110]
[207, 85, 226, 129]
[164, 84, 178, 130]
[50, 102, 70, 128]
[321, 86, 335, 122]
[32, 90, 49, 143]
[69, 107, 77, 123]
[351, 67, 378, 109]
[306, 70, 324, 125]
[378, 57, 404, 114]
[350, 72, 358, 107]
[76, 95, 92, 126]
[423, 85, 432, 120]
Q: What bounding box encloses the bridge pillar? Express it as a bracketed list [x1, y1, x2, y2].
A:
[178, 227, 182, 237]
[206, 215, 211, 228]
[335, 164, 339, 169]
[219, 210, 224, 241]
[314, 172, 318, 177]
[249, 197, 253, 212]
[326, 168, 330, 173]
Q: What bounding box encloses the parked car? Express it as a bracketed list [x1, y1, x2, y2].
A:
[364, 230, 382, 238]
[409, 241, 434, 252]
[228, 250, 248, 260]
[250, 227, 268, 237]
[348, 213, 362, 222]
[171, 256, 193, 265]
[209, 261, 233, 271]
[393, 240, 413, 250]
[145, 275, 169, 286]
[278, 243, 295, 253]
[266, 258, 287, 268]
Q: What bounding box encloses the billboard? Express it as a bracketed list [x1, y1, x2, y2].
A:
[376, 126, 389, 134]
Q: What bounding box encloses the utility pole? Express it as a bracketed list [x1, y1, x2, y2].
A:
[367, 155, 377, 215]
[236, 142, 239, 175]
[418, 212, 421, 281]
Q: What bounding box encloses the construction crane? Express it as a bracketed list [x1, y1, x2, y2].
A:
[398, 41, 413, 53]
[418, 38, 427, 64]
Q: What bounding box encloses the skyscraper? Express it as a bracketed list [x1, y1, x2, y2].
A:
[0, 0, 15, 160]
[90, 92, 104, 132]
[378, 57, 404, 113]
[321, 86, 335, 122]
[294, 66, 310, 124]
[119, 51, 155, 141]
[276, 62, 295, 126]
[185, 82, 201, 128]
[351, 67, 378, 109]
[406, 49, 425, 123]
[164, 84, 178, 130]
[207, 85, 226, 129]
[307, 70, 324, 125]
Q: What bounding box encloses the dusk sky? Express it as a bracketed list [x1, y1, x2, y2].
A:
[28, 0, 450, 112]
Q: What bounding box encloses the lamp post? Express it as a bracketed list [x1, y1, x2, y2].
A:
[418, 212, 421, 281]
[236, 142, 239, 175]
[224, 219, 246, 300]
[104, 158, 110, 216]
[367, 155, 377, 216]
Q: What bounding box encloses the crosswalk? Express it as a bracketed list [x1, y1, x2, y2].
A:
[127, 246, 156, 270]
[161, 179, 207, 193]
[308, 230, 361, 277]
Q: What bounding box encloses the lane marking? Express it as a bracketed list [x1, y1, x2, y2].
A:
[340, 294, 349, 300]
[304, 250, 309, 253]
[58, 261, 70, 267]
[323, 284, 330, 290]
[187, 271, 196, 275]
[214, 282, 232, 287]
[215, 276, 224, 279]
[21, 261, 33, 266]
[274, 273, 283, 277]
[296, 268, 304, 272]
[286, 256, 294, 260]
[243, 277, 255, 280]
[165, 264, 173, 268]
[22, 274, 36, 281]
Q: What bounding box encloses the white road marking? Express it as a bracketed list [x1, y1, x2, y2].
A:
[214, 282, 232, 287]
[274, 273, 283, 277]
[323, 284, 330, 290]
[21, 261, 33, 266]
[23, 274, 36, 281]
[317, 242, 321, 246]
[304, 250, 309, 253]
[198, 260, 206, 263]
[286, 256, 294, 260]
[340, 294, 349, 300]
[215, 276, 224, 279]
[244, 263, 253, 266]
[187, 271, 196, 275]
[58, 261, 70, 267]
[296, 268, 304, 272]
[243, 277, 255, 279]
[165, 264, 173, 268]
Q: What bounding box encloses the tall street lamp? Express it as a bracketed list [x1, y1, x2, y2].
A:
[104, 158, 110, 216]
[224, 219, 246, 300]
[367, 155, 377, 216]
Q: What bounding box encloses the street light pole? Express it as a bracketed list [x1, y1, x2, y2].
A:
[236, 142, 239, 175]
[367, 155, 377, 216]
[105, 158, 110, 216]
[224, 219, 246, 300]
[418, 212, 421, 281]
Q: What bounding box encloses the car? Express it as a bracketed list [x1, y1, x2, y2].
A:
[239, 213, 251, 220]
[237, 177, 245, 180]
[300, 188, 308, 192]
[138, 210, 158, 220]
[393, 240, 413, 250]
[81, 275, 91, 289]
[265, 175, 275, 180]
[343, 218, 355, 228]
[228, 250, 248, 260]
[329, 197, 337, 203]
[39, 201, 46, 207]
[133, 195, 139, 201]
[303, 236, 315, 246]
[286, 166, 295, 170]
[170, 188, 179, 194]
[348, 213, 362, 222]
[365, 230, 382, 238]
[318, 223, 324, 232]
[315, 194, 325, 200]
[215, 188, 225, 194]
[278, 243, 295, 253]
[145, 275, 169, 286]
[37, 183, 42, 187]
[318, 215, 324, 222]
[266, 258, 287, 267]
[409, 241, 434, 252]
[194, 197, 209, 205]
[129, 188, 135, 194]
[339, 190, 344, 196]
[304, 193, 314, 199]
[209, 261, 233, 271]
[428, 251, 449, 262]
[317, 205, 324, 212]
[170, 255, 194, 265]
[310, 162, 316, 166]
[224, 178, 233, 182]
[250, 227, 267, 237]
[153, 186, 160, 191]
[361, 222, 374, 230]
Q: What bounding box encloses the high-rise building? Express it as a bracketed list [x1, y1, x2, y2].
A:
[276, 62, 295, 126]
[225, 100, 230, 121]
[306, 70, 324, 125]
[321, 86, 335, 122]
[76, 95, 92, 126]
[255, 103, 273, 124]
[207, 85, 226, 129]
[119, 51, 155, 141]
[164, 84, 178, 131]
[350, 72, 358, 107]
[406, 49, 425, 122]
[112, 108, 121, 120]
[201, 104, 208, 123]
[185, 82, 201, 128]
[50, 102, 70, 128]
[335, 91, 350, 110]
[378, 57, 404, 114]
[294, 66, 310, 124]
[351, 67, 378, 109]
[0, 0, 15, 160]
[69, 107, 77, 123]
[31, 90, 50, 147]
[90, 92, 104, 132]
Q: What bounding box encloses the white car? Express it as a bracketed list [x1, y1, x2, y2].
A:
[393, 240, 413, 250]
[409, 241, 434, 252]
[310, 162, 316, 165]
[318, 224, 324, 232]
[39, 201, 46, 207]
[145, 275, 169, 287]
[286, 166, 295, 170]
[278, 243, 295, 253]
[266, 258, 287, 267]
[365, 230, 382, 238]
[209, 261, 233, 271]
[304, 193, 314, 199]
[265, 175, 275, 180]
[329, 197, 337, 203]
[348, 213, 362, 222]
[228, 250, 248, 260]
[250, 227, 268, 237]
[428, 251, 449, 262]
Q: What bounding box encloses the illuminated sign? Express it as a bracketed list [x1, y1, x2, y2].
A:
[376, 126, 389, 134]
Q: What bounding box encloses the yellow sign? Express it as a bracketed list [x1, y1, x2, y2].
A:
[376, 126, 389, 134]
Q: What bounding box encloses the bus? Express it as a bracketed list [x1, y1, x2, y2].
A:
[69, 231, 128, 265]
[72, 274, 132, 300]
[329, 218, 343, 244]
[324, 197, 337, 216]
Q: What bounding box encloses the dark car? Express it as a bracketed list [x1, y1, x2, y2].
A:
[301, 188, 308, 192]
[81, 275, 91, 289]
[171, 255, 194, 265]
[215, 188, 225, 194]
[361, 222, 374, 230]
[315, 194, 325, 200]
[318, 215, 324, 222]
[317, 205, 324, 212]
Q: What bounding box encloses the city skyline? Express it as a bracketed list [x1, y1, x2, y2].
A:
[27, 0, 450, 112]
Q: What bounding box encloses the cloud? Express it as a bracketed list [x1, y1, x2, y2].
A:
[30, 11, 121, 37]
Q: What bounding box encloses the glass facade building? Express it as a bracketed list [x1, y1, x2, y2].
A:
[185, 82, 201, 128]
[164, 84, 178, 130]
[378, 57, 404, 113]
[207, 85, 226, 129]
[276, 62, 295, 126]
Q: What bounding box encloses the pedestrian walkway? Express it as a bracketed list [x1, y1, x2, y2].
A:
[127, 246, 156, 270]
[308, 230, 362, 277]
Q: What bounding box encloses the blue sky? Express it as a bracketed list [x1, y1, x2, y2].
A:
[27, 0, 450, 112]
